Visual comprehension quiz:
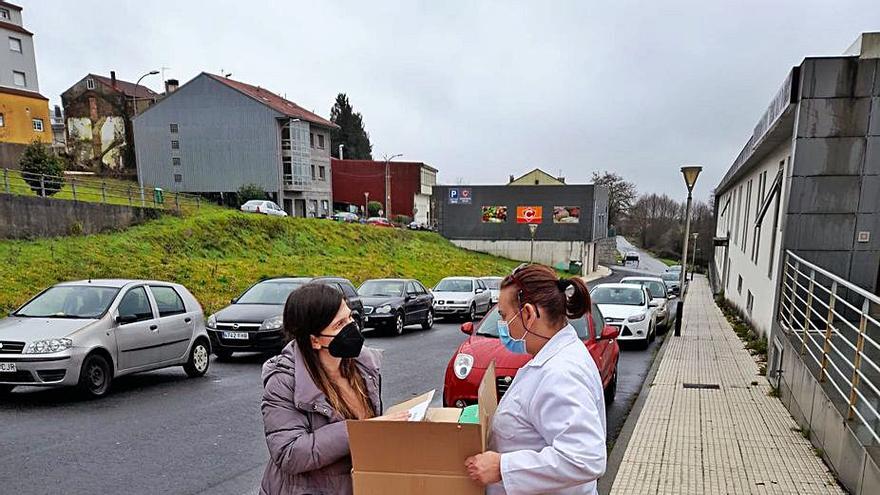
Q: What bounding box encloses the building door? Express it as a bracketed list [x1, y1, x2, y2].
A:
[309, 199, 319, 218]
[283, 199, 293, 216]
[294, 199, 306, 217]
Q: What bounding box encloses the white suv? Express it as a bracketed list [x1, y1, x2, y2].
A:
[432, 277, 493, 321]
[591, 283, 657, 348]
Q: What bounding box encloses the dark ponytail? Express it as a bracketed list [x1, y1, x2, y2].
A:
[502, 264, 591, 325]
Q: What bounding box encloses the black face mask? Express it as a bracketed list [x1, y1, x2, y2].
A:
[319, 321, 364, 358]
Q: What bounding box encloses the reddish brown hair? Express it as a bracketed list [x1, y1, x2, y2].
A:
[501, 264, 591, 324]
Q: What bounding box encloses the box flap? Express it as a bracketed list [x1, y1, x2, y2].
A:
[426, 407, 463, 423]
[384, 390, 434, 420]
[348, 420, 482, 475]
[353, 471, 483, 495]
[478, 361, 498, 449]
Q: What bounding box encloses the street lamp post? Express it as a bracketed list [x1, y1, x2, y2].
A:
[339, 144, 345, 160]
[364, 191, 370, 219]
[132, 70, 159, 190]
[528, 223, 539, 263]
[384, 153, 403, 219]
[690, 232, 699, 281]
[676, 165, 702, 336]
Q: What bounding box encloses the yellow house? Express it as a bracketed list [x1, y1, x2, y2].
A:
[0, 1, 51, 168]
[507, 168, 566, 186]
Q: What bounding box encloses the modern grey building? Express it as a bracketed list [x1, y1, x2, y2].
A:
[133, 72, 337, 217]
[712, 32, 880, 337]
[433, 184, 608, 275]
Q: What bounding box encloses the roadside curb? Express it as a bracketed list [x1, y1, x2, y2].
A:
[584, 265, 612, 283]
[598, 328, 671, 494]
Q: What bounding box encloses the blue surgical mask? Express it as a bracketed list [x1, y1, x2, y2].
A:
[498, 313, 529, 355]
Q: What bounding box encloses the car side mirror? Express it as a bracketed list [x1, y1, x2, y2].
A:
[649, 300, 660, 308]
[475, 288, 485, 294]
[116, 314, 138, 325]
[230, 298, 238, 304]
[668, 294, 675, 299]
[461, 322, 474, 335]
[405, 294, 414, 301]
[600, 325, 619, 340]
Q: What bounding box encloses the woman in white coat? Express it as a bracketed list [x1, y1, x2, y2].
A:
[465, 264, 606, 495]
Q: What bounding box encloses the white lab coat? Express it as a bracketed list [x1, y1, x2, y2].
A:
[488, 324, 607, 495]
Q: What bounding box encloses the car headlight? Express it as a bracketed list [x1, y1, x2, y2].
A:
[26, 338, 73, 354]
[260, 315, 283, 330]
[628, 313, 647, 323]
[207, 314, 217, 329]
[376, 305, 393, 314]
[454, 353, 474, 379]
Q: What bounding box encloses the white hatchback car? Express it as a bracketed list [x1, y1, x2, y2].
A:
[0, 280, 211, 398]
[432, 277, 493, 321]
[591, 283, 658, 348]
[240, 200, 288, 217]
[620, 276, 673, 330]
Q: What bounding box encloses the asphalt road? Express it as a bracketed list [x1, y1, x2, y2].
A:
[616, 235, 672, 274]
[0, 270, 670, 495]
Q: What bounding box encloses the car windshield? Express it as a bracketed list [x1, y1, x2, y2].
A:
[359, 281, 405, 297]
[666, 265, 682, 272]
[435, 279, 474, 292]
[661, 273, 679, 282]
[476, 307, 588, 339]
[237, 281, 305, 304]
[592, 286, 645, 306]
[481, 278, 501, 290]
[623, 279, 666, 298]
[15, 286, 120, 319]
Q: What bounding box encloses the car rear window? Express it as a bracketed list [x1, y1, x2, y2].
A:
[150, 286, 186, 317]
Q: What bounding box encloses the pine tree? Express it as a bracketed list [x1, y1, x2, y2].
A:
[330, 93, 373, 159]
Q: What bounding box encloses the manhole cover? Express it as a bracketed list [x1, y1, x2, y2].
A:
[682, 383, 720, 390]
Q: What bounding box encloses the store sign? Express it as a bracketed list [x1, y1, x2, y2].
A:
[516, 206, 543, 224]
[449, 188, 472, 204]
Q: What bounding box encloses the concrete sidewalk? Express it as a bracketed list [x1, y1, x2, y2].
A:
[609, 276, 843, 494]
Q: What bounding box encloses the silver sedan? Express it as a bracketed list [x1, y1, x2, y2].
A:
[0, 279, 211, 398]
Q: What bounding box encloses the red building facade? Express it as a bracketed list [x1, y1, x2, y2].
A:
[331, 159, 437, 223]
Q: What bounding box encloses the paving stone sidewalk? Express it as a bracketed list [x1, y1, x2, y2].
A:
[610, 275, 843, 494]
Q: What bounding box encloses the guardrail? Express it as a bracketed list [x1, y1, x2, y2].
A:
[778, 250, 880, 445]
[2, 168, 201, 211]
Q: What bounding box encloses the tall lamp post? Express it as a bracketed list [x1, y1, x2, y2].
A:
[676, 165, 702, 336]
[133, 70, 159, 190]
[528, 224, 539, 263]
[384, 153, 403, 219]
[690, 232, 699, 281]
[339, 144, 345, 160]
[363, 191, 370, 219]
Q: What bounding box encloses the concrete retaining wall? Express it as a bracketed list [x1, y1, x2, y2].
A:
[451, 239, 594, 275]
[772, 329, 880, 494]
[596, 236, 618, 265]
[0, 193, 163, 239]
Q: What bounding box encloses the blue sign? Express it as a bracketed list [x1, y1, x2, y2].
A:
[449, 188, 472, 205]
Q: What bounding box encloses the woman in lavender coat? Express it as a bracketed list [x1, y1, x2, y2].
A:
[259, 284, 406, 495]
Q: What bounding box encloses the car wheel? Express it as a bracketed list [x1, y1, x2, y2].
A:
[184, 339, 211, 378]
[78, 352, 113, 398]
[0, 385, 14, 396]
[468, 304, 476, 322]
[392, 312, 405, 336]
[421, 310, 434, 330]
[604, 362, 618, 404]
[214, 348, 234, 361]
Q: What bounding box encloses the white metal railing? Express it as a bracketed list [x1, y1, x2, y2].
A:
[777, 250, 880, 445]
[2, 168, 202, 211]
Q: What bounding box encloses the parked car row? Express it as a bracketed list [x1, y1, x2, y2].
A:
[591, 275, 676, 349]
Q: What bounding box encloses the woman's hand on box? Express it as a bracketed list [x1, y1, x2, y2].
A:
[465, 451, 502, 485]
[368, 411, 411, 421]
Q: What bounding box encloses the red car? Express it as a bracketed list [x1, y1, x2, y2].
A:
[443, 303, 620, 407]
[366, 217, 394, 228]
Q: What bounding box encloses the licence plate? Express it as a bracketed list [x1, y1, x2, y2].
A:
[0, 362, 16, 373]
[436, 305, 447, 310]
[222, 332, 249, 340]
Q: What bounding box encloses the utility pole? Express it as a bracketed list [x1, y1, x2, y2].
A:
[364, 191, 370, 219]
[529, 224, 539, 263]
[383, 153, 403, 219]
[339, 144, 345, 160]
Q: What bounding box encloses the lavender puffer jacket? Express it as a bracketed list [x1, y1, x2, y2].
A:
[259, 342, 382, 495]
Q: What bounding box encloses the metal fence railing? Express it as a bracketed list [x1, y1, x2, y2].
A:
[778, 250, 880, 446]
[2, 168, 202, 211]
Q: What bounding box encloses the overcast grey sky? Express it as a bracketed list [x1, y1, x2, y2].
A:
[24, 0, 880, 201]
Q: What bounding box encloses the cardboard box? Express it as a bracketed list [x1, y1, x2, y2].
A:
[348, 362, 498, 494]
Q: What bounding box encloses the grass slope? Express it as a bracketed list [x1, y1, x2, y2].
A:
[0, 210, 520, 314]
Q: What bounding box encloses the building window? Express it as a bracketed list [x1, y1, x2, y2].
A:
[170, 123, 179, 133]
[171, 140, 180, 150]
[174, 174, 182, 183]
[311, 164, 316, 180]
[172, 157, 181, 166]
[32, 119, 44, 132]
[321, 200, 329, 214]
[0, 8, 9, 20]
[0, 113, 4, 127]
[737, 275, 743, 294]
[317, 134, 325, 149]
[746, 291, 754, 315]
[310, 132, 315, 148]
[9, 37, 21, 53]
[86, 78, 95, 90]
[319, 166, 326, 180]
[13, 70, 26, 87]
